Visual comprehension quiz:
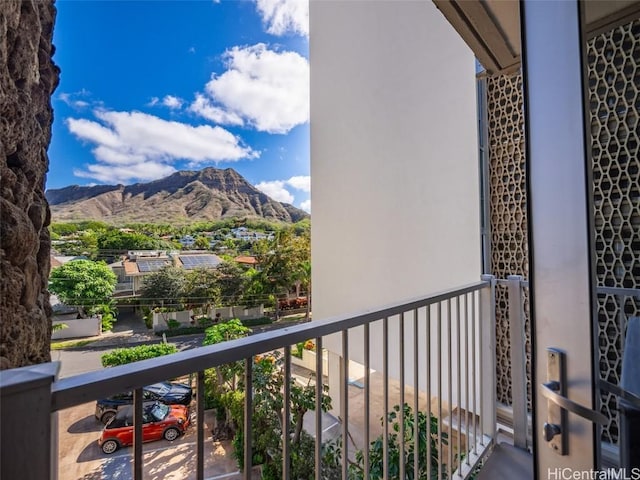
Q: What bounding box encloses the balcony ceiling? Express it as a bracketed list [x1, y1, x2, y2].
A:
[433, 0, 640, 75]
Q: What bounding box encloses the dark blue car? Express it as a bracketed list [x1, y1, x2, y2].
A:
[95, 382, 193, 424]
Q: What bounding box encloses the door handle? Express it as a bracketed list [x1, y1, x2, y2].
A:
[540, 381, 607, 424]
[542, 348, 607, 455]
[598, 380, 640, 409]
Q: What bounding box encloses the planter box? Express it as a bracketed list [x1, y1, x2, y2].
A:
[152, 310, 192, 331]
[291, 349, 328, 374]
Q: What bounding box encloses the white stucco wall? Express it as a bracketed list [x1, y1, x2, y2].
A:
[51, 316, 101, 340]
[310, 0, 481, 392]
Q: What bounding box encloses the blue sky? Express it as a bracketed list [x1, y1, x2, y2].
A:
[48, 0, 311, 212]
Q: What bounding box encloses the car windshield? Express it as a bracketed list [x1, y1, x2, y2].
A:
[149, 402, 169, 421]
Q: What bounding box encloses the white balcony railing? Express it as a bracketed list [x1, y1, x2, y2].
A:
[1, 276, 499, 480]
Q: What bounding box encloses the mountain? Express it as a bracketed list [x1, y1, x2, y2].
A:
[46, 168, 309, 224]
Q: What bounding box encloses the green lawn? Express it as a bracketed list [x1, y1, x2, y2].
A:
[50, 338, 96, 350]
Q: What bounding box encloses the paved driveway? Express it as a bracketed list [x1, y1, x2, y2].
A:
[57, 402, 245, 480]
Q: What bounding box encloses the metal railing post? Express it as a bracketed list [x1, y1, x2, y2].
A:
[244, 358, 253, 480]
[0, 362, 59, 480]
[480, 274, 497, 441]
[133, 388, 144, 480]
[508, 274, 528, 449]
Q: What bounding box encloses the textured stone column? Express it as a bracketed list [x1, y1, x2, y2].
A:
[0, 0, 59, 369]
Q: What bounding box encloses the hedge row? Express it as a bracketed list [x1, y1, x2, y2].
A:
[239, 316, 273, 327]
[154, 317, 274, 337]
[101, 343, 178, 367]
[156, 326, 206, 337]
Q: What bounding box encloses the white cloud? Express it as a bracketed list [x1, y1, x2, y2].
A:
[73, 162, 177, 185]
[254, 175, 310, 205]
[191, 43, 309, 134]
[255, 180, 294, 204]
[58, 91, 92, 109]
[148, 97, 160, 106]
[299, 199, 311, 212]
[67, 117, 121, 149]
[286, 175, 310, 192]
[190, 94, 244, 126]
[67, 109, 258, 184]
[162, 95, 184, 109]
[255, 0, 308, 37]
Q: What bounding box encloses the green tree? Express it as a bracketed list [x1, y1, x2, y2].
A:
[242, 267, 269, 308]
[346, 404, 448, 480]
[49, 260, 117, 316]
[194, 236, 210, 250]
[94, 300, 118, 332]
[97, 230, 164, 251]
[254, 229, 310, 319]
[77, 220, 109, 232]
[183, 268, 221, 315]
[139, 266, 186, 309]
[234, 351, 334, 479]
[202, 320, 252, 430]
[217, 261, 248, 315]
[50, 222, 80, 236]
[293, 260, 312, 320]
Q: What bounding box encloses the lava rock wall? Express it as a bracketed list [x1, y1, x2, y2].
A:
[1, 0, 59, 369]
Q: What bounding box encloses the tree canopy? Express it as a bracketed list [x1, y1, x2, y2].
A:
[252, 228, 310, 317]
[139, 266, 186, 308]
[97, 230, 169, 251]
[49, 260, 117, 313]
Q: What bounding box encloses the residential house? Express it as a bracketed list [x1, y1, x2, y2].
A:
[231, 227, 274, 242]
[234, 255, 258, 267]
[109, 250, 222, 296]
[179, 234, 196, 247]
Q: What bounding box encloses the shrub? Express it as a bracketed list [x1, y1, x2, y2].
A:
[101, 343, 178, 367]
[155, 326, 206, 337]
[101, 313, 115, 332]
[293, 342, 305, 359]
[51, 323, 68, 333]
[347, 403, 447, 480]
[166, 319, 181, 330]
[142, 307, 153, 329]
[203, 319, 251, 346]
[196, 316, 214, 328]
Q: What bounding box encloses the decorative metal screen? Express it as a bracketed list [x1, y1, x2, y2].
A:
[485, 20, 639, 441]
[588, 18, 640, 445]
[485, 73, 532, 410]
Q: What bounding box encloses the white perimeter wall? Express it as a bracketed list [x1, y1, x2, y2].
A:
[51, 316, 101, 340]
[310, 0, 481, 390]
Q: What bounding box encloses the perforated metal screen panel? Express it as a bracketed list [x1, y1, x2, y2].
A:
[588, 18, 640, 445]
[485, 19, 639, 437]
[486, 73, 532, 410]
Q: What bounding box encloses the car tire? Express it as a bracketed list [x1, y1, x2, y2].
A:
[101, 411, 116, 424]
[101, 439, 119, 454]
[163, 427, 180, 441]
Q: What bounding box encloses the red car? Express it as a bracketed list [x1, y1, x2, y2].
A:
[98, 401, 191, 454]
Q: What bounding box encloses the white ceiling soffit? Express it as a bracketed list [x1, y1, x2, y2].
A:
[433, 0, 640, 75]
[432, 0, 520, 75]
